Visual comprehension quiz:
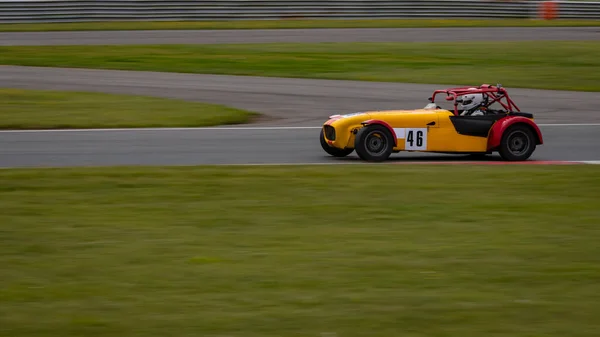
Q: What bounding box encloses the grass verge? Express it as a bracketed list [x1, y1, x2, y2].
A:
[1, 41, 598, 91]
[1, 165, 600, 337]
[0, 88, 257, 129]
[1, 19, 600, 32]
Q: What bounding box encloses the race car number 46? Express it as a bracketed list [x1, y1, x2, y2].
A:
[405, 128, 427, 150]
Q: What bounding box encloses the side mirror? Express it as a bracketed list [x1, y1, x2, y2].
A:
[445, 96, 454, 101]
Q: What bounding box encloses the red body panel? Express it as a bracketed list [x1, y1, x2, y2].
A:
[362, 119, 398, 146]
[487, 116, 544, 150]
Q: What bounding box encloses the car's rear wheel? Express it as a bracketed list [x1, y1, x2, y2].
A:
[498, 124, 536, 161]
[320, 129, 354, 157]
[354, 125, 394, 162]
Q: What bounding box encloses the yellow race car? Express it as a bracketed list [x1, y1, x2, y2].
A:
[320, 84, 543, 162]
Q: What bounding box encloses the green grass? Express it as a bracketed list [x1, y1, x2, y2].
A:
[2, 41, 598, 91]
[0, 88, 257, 129]
[1, 164, 600, 337]
[1, 18, 600, 32]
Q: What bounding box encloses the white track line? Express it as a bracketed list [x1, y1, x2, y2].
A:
[138, 161, 600, 166]
[0, 126, 320, 133]
[1, 161, 597, 169]
[0, 123, 599, 133]
[174, 160, 600, 166]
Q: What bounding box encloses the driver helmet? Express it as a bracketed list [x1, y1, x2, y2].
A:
[458, 90, 486, 111]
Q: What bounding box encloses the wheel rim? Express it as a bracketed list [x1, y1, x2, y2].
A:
[506, 130, 530, 156]
[365, 130, 387, 155]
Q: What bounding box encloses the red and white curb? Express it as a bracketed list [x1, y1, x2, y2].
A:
[210, 160, 600, 166]
[388, 160, 600, 165]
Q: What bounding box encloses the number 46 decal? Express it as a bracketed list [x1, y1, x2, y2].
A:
[405, 128, 427, 150]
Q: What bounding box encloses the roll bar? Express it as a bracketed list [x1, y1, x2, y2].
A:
[429, 84, 521, 116]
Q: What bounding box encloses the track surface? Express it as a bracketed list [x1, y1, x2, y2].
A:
[0, 27, 599, 167]
[2, 66, 600, 126]
[1, 125, 598, 168]
[1, 27, 599, 45]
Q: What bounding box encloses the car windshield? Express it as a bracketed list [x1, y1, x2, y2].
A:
[424, 98, 454, 111]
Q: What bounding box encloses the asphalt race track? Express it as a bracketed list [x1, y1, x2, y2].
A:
[1, 125, 599, 168]
[2, 66, 600, 126]
[0, 27, 599, 167]
[1, 27, 599, 46]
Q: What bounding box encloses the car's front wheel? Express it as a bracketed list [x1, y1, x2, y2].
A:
[498, 124, 536, 161]
[354, 125, 394, 162]
[320, 129, 354, 157]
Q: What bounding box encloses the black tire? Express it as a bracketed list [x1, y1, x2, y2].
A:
[354, 124, 394, 162]
[498, 124, 536, 161]
[320, 129, 354, 157]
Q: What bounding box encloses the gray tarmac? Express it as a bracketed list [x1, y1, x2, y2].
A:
[1, 27, 599, 46]
[1, 65, 599, 167]
[1, 125, 598, 168]
[0, 27, 599, 167]
[2, 66, 599, 126]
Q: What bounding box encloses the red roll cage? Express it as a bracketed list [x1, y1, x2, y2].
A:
[429, 84, 521, 116]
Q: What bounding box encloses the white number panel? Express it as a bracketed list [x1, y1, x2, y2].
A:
[404, 128, 428, 150]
